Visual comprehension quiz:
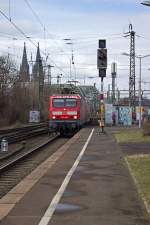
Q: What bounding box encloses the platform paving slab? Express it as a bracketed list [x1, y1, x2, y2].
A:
[0, 127, 149, 225]
[48, 128, 150, 225]
[0, 128, 90, 225]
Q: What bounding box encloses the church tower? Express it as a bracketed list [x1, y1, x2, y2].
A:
[32, 43, 44, 84]
[19, 42, 30, 82]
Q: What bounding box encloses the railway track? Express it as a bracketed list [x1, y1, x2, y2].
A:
[0, 122, 49, 144]
[0, 134, 69, 198]
[0, 122, 48, 134]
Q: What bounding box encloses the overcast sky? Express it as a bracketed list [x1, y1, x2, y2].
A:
[0, 0, 150, 93]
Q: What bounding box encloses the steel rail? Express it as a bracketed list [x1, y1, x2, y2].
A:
[0, 134, 59, 174]
[0, 124, 50, 144]
[0, 122, 48, 135]
[3, 128, 49, 144]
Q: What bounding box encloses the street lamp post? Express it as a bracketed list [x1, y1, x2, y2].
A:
[64, 39, 74, 81]
[137, 55, 150, 128]
[47, 65, 54, 85]
[139, 57, 142, 128]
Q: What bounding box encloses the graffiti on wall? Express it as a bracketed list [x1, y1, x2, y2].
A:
[136, 107, 144, 121]
[119, 107, 132, 126]
[105, 104, 113, 125]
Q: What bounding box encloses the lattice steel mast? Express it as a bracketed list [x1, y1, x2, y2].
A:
[129, 24, 136, 108]
[124, 24, 136, 108]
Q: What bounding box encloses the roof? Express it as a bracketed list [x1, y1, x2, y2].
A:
[50, 94, 81, 99]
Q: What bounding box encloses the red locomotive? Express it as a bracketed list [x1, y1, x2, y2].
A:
[49, 94, 90, 135]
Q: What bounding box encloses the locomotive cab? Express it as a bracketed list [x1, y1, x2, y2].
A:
[49, 95, 83, 135]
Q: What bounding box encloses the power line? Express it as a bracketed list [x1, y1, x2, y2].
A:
[23, 0, 70, 58]
[0, 8, 70, 78]
[136, 34, 150, 41]
[23, 0, 74, 78]
[0, 9, 38, 47]
[24, 0, 45, 30]
[9, 0, 11, 20]
[23, 0, 48, 55]
[67, 33, 123, 40]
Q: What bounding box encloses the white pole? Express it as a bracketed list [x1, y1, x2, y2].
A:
[70, 58, 72, 80]
[139, 57, 142, 128]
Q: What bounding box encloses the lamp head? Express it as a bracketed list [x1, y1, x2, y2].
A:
[122, 52, 130, 56]
[141, 1, 150, 6]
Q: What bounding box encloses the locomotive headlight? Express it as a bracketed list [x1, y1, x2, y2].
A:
[52, 116, 56, 119]
[73, 115, 78, 119]
[67, 111, 77, 115]
[52, 111, 62, 115]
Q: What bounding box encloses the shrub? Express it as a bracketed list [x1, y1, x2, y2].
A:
[142, 120, 150, 136]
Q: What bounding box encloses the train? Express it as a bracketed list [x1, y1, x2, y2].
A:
[49, 94, 90, 135]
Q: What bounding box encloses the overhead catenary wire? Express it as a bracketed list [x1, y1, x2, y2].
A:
[23, 0, 71, 59]
[23, 0, 125, 70]
[136, 34, 150, 41]
[24, 0, 45, 30]
[23, 0, 76, 78]
[0, 7, 70, 78]
[0, 9, 38, 48]
[2, 2, 150, 83]
[9, 0, 11, 20]
[0, 2, 130, 78]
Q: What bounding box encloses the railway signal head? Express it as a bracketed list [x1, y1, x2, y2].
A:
[99, 39, 106, 49]
[97, 48, 107, 69]
[98, 69, 106, 78]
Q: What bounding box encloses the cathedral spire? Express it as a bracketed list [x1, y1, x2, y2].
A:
[32, 42, 44, 82]
[19, 42, 30, 82]
[36, 42, 41, 63]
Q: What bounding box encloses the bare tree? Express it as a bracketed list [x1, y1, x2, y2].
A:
[0, 55, 19, 126]
[0, 55, 19, 90]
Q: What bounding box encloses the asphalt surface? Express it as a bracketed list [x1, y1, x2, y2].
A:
[0, 127, 149, 225]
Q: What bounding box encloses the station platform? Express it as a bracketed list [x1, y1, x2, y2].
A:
[0, 127, 149, 225]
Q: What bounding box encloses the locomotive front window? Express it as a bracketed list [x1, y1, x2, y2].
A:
[65, 99, 77, 107]
[53, 99, 65, 107]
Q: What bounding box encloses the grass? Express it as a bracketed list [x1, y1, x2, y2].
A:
[115, 130, 150, 143]
[127, 155, 150, 214]
[115, 129, 150, 215]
